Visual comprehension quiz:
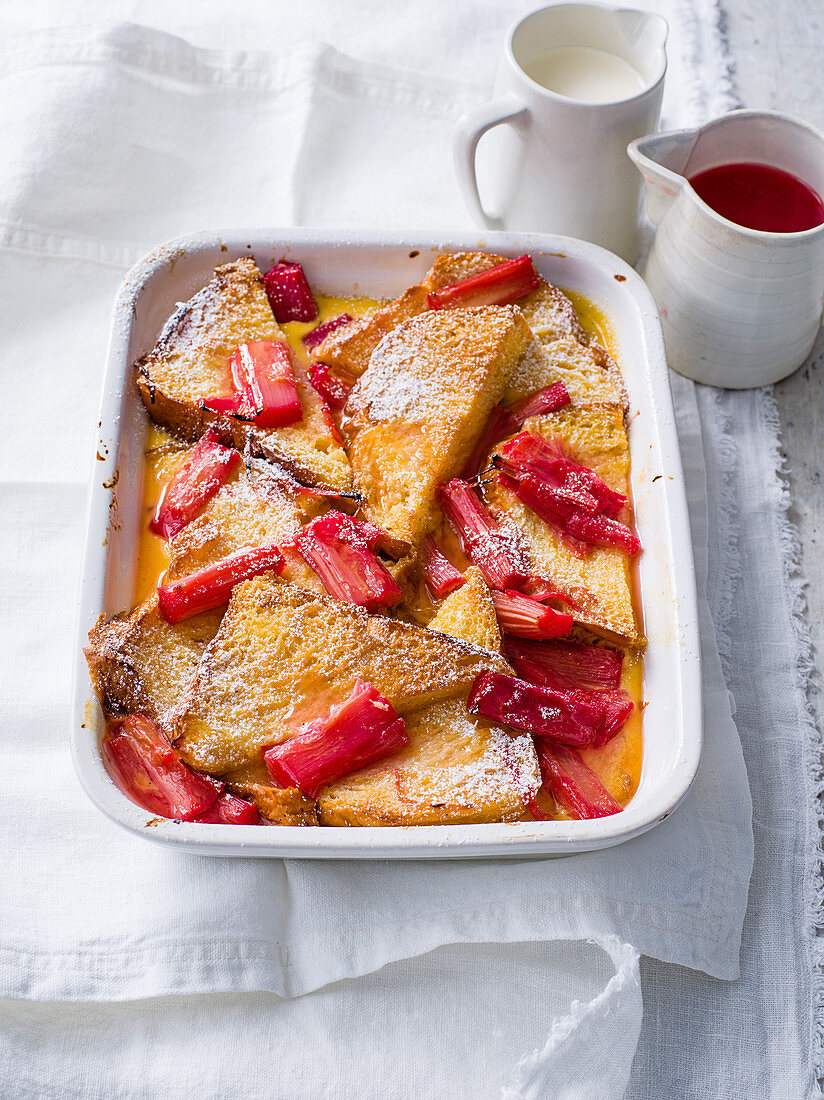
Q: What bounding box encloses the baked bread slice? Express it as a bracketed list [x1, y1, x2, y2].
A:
[164, 456, 325, 593]
[423, 251, 586, 346]
[345, 305, 531, 546]
[318, 566, 540, 826]
[85, 596, 222, 727]
[485, 405, 642, 646]
[85, 595, 316, 826]
[311, 285, 428, 379]
[505, 336, 628, 411]
[135, 258, 352, 492]
[428, 565, 502, 653]
[173, 575, 511, 776]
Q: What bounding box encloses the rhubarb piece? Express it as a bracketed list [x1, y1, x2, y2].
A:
[264, 679, 408, 798]
[491, 589, 573, 639]
[437, 478, 529, 591]
[193, 791, 261, 825]
[199, 393, 251, 420]
[500, 471, 641, 557]
[308, 362, 353, 411]
[522, 576, 580, 609]
[468, 670, 608, 747]
[263, 261, 318, 323]
[150, 429, 241, 540]
[420, 535, 465, 599]
[294, 511, 403, 611]
[537, 742, 622, 819]
[507, 638, 623, 693]
[461, 405, 518, 478]
[427, 254, 540, 311]
[229, 340, 303, 429]
[104, 713, 221, 820]
[590, 690, 635, 747]
[460, 383, 571, 477]
[157, 544, 285, 623]
[498, 432, 628, 517]
[507, 381, 571, 423]
[303, 313, 353, 350]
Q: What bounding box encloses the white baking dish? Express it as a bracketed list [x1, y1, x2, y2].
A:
[71, 228, 701, 859]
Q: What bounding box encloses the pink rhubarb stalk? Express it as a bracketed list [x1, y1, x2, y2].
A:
[498, 432, 628, 517]
[104, 714, 221, 820]
[308, 362, 353, 411]
[157, 543, 285, 623]
[508, 638, 624, 686]
[229, 340, 303, 429]
[427, 255, 540, 310]
[193, 792, 261, 825]
[437, 478, 528, 591]
[303, 313, 353, 349]
[537, 742, 622, 819]
[420, 535, 465, 599]
[499, 471, 641, 557]
[491, 589, 573, 639]
[506, 637, 624, 693]
[150, 428, 240, 540]
[467, 670, 631, 747]
[461, 383, 571, 478]
[294, 511, 403, 611]
[263, 261, 318, 322]
[264, 680, 408, 798]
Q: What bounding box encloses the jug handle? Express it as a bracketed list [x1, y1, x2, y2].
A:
[454, 95, 528, 230]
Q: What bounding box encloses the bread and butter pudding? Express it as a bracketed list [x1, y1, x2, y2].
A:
[85, 250, 644, 827]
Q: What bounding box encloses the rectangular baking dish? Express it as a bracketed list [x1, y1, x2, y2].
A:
[71, 228, 701, 859]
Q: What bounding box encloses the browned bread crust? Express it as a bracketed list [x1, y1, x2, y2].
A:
[345, 305, 531, 546]
[135, 258, 352, 492]
[84, 596, 222, 727]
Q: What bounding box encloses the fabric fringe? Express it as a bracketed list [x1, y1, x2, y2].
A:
[703, 387, 742, 667]
[755, 387, 824, 1088]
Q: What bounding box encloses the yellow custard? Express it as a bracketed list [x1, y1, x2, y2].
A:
[133, 286, 643, 815]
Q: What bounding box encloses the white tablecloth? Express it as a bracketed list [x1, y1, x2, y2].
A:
[0, 2, 818, 1096]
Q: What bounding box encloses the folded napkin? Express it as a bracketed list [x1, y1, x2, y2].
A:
[0, 1, 813, 1095]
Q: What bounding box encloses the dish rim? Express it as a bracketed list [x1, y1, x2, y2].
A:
[71, 226, 702, 859]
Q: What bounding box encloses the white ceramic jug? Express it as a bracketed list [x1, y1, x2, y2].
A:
[454, 3, 668, 263]
[628, 109, 824, 387]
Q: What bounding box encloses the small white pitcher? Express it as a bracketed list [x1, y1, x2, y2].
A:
[454, 3, 668, 263]
[629, 109, 824, 387]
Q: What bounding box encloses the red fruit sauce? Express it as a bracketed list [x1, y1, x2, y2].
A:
[688, 162, 824, 233]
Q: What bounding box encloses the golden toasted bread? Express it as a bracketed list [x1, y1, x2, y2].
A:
[164, 457, 325, 593]
[85, 596, 222, 726]
[312, 285, 428, 379]
[428, 566, 502, 653]
[424, 251, 586, 345]
[505, 336, 628, 411]
[317, 699, 540, 825]
[485, 405, 642, 645]
[135, 258, 352, 492]
[174, 575, 511, 775]
[318, 566, 539, 826]
[345, 306, 531, 546]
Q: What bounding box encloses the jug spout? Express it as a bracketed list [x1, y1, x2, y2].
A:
[628, 128, 697, 226]
[612, 8, 668, 78]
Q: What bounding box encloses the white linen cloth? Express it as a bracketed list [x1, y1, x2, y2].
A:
[0, 1, 815, 1096]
